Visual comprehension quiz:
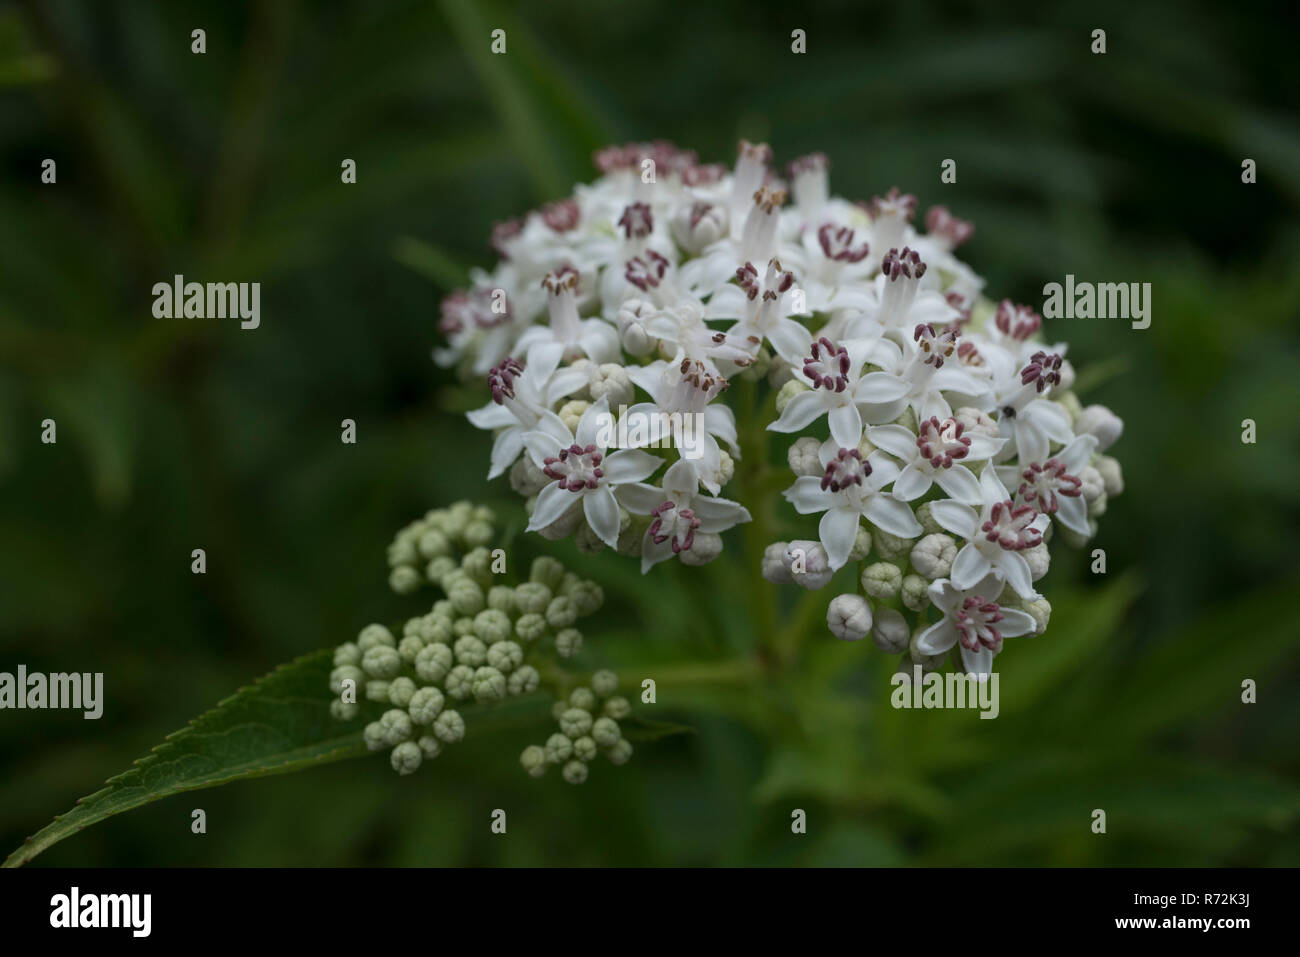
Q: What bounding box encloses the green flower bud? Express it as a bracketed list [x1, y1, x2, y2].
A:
[775, 378, 810, 415]
[486, 640, 523, 673]
[592, 716, 621, 748]
[329, 664, 364, 695]
[357, 624, 396, 652]
[901, 574, 930, 612]
[432, 599, 454, 619]
[379, 708, 413, 745]
[558, 399, 591, 432]
[848, 526, 874, 562]
[454, 635, 488, 667]
[487, 585, 516, 616]
[607, 738, 633, 766]
[449, 581, 485, 616]
[555, 628, 583, 659]
[562, 759, 589, 784]
[463, 520, 494, 548]
[417, 735, 442, 760]
[363, 721, 388, 752]
[590, 669, 618, 697]
[573, 519, 607, 555]
[330, 700, 359, 721]
[871, 526, 916, 562]
[520, 745, 547, 778]
[388, 676, 417, 708]
[444, 664, 475, 700]
[414, 642, 453, 683]
[545, 732, 573, 764]
[535, 586, 573, 626]
[432, 708, 465, 744]
[390, 740, 422, 775]
[914, 501, 944, 536]
[569, 687, 597, 711]
[514, 612, 547, 643]
[390, 565, 422, 594]
[472, 504, 496, 525]
[560, 707, 593, 738]
[452, 616, 475, 637]
[861, 562, 902, 599]
[361, 645, 402, 680]
[514, 582, 553, 615]
[366, 679, 391, 702]
[717, 448, 735, 485]
[472, 608, 512, 644]
[408, 686, 445, 725]
[603, 696, 631, 720]
[507, 664, 540, 695]
[397, 635, 425, 665]
[461, 546, 494, 584]
[333, 642, 362, 667]
[388, 538, 418, 567]
[564, 580, 605, 616]
[530, 556, 566, 591]
[550, 701, 568, 722]
[573, 736, 598, 762]
[471, 666, 507, 703]
[418, 529, 450, 560]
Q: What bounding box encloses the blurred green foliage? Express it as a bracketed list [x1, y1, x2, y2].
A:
[1, 0, 1298, 865]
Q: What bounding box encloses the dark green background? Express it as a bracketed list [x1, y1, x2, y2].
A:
[1, 0, 1298, 865]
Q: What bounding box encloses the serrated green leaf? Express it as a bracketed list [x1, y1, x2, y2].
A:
[4, 650, 366, 868]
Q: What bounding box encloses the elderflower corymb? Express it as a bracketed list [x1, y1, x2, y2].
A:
[433, 140, 1123, 681]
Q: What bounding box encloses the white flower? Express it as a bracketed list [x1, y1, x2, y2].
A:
[768, 335, 910, 448]
[854, 311, 988, 425]
[914, 573, 1038, 677]
[466, 342, 588, 478]
[986, 348, 1074, 465]
[522, 396, 662, 548]
[706, 258, 812, 364]
[996, 433, 1098, 538]
[866, 416, 1004, 505]
[614, 459, 751, 573]
[515, 265, 620, 364]
[928, 466, 1049, 600]
[782, 446, 922, 570]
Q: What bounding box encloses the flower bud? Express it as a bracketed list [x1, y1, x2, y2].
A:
[910, 534, 957, 580]
[390, 740, 422, 776]
[872, 606, 910, 654]
[520, 745, 548, 778]
[901, 574, 930, 612]
[432, 708, 465, 744]
[1075, 404, 1123, 451]
[861, 562, 902, 599]
[827, 593, 873, 641]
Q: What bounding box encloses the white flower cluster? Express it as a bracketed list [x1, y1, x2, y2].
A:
[329, 502, 631, 777]
[441, 141, 1124, 675]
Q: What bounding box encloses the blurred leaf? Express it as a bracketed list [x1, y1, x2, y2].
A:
[620, 715, 697, 744]
[4, 651, 365, 868]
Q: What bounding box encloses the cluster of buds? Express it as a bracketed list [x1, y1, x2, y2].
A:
[439, 141, 1125, 679]
[519, 669, 633, 785]
[329, 502, 628, 777]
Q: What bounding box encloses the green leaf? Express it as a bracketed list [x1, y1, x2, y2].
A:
[3, 650, 366, 868]
[619, 716, 697, 744]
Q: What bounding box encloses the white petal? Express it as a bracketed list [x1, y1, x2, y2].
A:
[891, 463, 932, 501]
[865, 424, 918, 460]
[527, 483, 579, 531]
[929, 499, 979, 539]
[915, 620, 957, 657]
[863, 494, 923, 538]
[767, 390, 826, 434]
[994, 550, 1038, 600]
[933, 464, 982, 505]
[784, 476, 837, 514]
[996, 607, 1038, 639]
[487, 427, 524, 479]
[522, 430, 563, 469]
[692, 496, 751, 533]
[583, 486, 622, 548]
[602, 448, 662, 485]
[855, 371, 910, 404]
[950, 543, 992, 589]
[819, 506, 861, 570]
[959, 644, 996, 678]
[768, 318, 814, 364]
[979, 463, 1012, 504]
[828, 401, 864, 449]
[466, 402, 515, 430]
[576, 395, 611, 448]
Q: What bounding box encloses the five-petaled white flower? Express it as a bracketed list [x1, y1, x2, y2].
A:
[615, 459, 751, 573]
[997, 432, 1098, 538]
[928, 465, 1048, 600]
[782, 446, 922, 570]
[866, 416, 1005, 505]
[914, 573, 1038, 678]
[522, 396, 662, 548]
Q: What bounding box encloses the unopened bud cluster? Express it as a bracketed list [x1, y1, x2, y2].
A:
[329, 502, 614, 776]
[520, 669, 633, 785]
